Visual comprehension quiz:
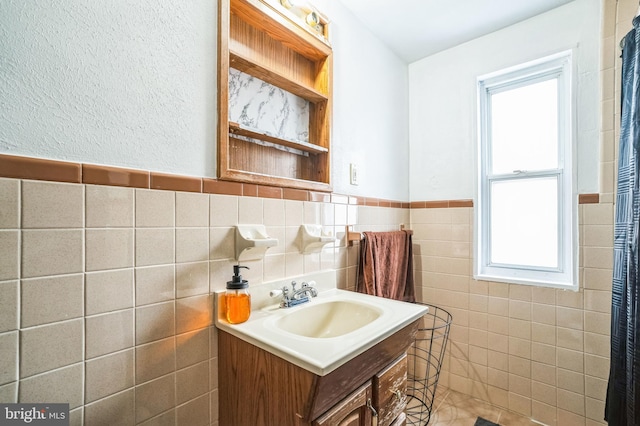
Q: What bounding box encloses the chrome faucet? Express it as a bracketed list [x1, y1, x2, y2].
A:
[270, 280, 318, 308]
[291, 281, 318, 300]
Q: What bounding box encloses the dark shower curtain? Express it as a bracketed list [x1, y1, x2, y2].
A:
[605, 17, 640, 426]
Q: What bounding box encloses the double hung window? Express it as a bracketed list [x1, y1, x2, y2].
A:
[476, 52, 576, 288]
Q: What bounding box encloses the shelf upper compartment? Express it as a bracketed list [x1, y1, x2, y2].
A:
[229, 122, 329, 155]
[230, 0, 331, 61]
[229, 52, 328, 103]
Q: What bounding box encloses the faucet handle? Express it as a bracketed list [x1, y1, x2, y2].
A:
[270, 285, 289, 297]
[301, 281, 318, 298]
[269, 289, 283, 297]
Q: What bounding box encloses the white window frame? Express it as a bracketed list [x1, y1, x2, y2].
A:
[475, 51, 578, 289]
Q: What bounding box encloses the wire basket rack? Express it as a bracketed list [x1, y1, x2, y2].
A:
[405, 304, 453, 425]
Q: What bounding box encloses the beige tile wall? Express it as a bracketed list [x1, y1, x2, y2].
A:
[408, 2, 621, 424]
[410, 202, 613, 426]
[0, 177, 407, 425]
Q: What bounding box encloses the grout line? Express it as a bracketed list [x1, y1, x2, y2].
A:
[430, 388, 451, 418]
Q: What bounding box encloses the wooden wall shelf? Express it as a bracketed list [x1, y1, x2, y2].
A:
[229, 52, 328, 103]
[218, 0, 332, 191]
[229, 122, 328, 155]
[230, 0, 331, 60]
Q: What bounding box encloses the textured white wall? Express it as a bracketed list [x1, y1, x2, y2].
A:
[408, 0, 601, 201]
[318, 0, 410, 200]
[0, 0, 217, 177]
[0, 0, 410, 200]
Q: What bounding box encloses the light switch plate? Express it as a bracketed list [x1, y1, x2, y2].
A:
[350, 163, 359, 185]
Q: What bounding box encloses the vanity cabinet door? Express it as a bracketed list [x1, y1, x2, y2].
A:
[313, 382, 373, 426]
[373, 354, 407, 426]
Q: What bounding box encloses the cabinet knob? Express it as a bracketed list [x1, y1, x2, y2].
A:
[390, 389, 407, 405]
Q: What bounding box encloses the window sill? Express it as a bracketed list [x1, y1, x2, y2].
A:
[474, 272, 578, 291]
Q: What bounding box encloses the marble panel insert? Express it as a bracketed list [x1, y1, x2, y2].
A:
[229, 68, 309, 150]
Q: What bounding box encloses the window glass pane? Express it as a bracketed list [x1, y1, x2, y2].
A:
[490, 177, 558, 268]
[490, 79, 558, 174]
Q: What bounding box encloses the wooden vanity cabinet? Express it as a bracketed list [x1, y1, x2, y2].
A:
[218, 320, 419, 425]
[373, 354, 408, 426]
[312, 382, 372, 426]
[313, 353, 407, 426]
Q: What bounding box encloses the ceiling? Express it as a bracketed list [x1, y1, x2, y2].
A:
[338, 0, 576, 63]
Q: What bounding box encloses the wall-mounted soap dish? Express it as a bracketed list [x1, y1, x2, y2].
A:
[300, 224, 337, 254]
[235, 225, 278, 261]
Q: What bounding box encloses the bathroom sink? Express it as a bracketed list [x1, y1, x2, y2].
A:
[214, 273, 429, 376]
[274, 300, 382, 338]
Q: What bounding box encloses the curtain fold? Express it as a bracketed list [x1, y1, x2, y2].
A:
[605, 17, 640, 426]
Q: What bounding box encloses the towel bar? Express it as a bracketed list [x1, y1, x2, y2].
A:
[345, 225, 413, 247]
[400, 224, 413, 235]
[345, 226, 361, 246]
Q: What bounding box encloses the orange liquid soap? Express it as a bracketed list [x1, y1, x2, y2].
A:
[225, 291, 251, 324]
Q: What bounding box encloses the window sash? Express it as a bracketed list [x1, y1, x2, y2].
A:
[486, 172, 562, 271]
[488, 78, 560, 174]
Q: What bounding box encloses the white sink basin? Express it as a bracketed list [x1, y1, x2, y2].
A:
[274, 300, 382, 338]
[215, 285, 428, 376]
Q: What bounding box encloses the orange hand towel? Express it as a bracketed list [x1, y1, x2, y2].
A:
[357, 230, 415, 302]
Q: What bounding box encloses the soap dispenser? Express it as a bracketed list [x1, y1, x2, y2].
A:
[225, 265, 251, 324]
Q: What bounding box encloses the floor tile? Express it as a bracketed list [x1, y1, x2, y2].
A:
[427, 388, 544, 426]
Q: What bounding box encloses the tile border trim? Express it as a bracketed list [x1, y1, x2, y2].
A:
[578, 193, 600, 204]
[0, 153, 600, 207]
